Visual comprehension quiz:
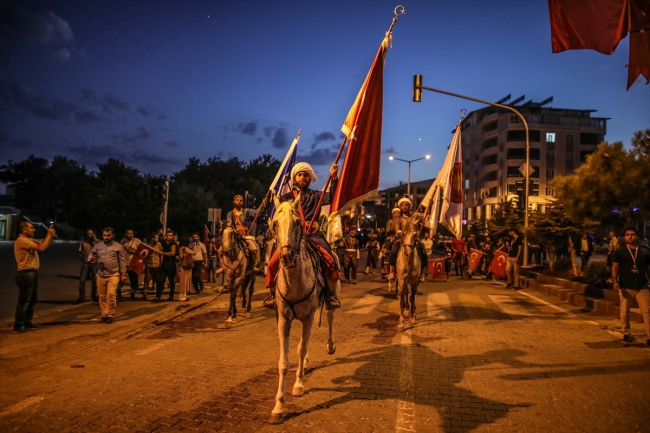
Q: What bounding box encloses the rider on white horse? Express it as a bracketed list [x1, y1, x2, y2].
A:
[264, 162, 342, 310]
[386, 197, 428, 282]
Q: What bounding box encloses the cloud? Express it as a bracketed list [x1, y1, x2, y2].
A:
[51, 47, 70, 62]
[383, 146, 397, 155]
[271, 127, 289, 149]
[138, 103, 156, 117]
[0, 133, 37, 148]
[165, 140, 179, 148]
[66, 144, 181, 168]
[310, 131, 336, 149]
[157, 112, 170, 120]
[238, 121, 258, 136]
[0, 2, 73, 45]
[109, 127, 153, 145]
[263, 126, 274, 137]
[300, 146, 340, 166]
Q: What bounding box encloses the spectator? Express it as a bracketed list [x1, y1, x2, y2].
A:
[207, 235, 220, 283]
[75, 229, 99, 304]
[156, 230, 177, 302]
[482, 237, 495, 281]
[190, 232, 208, 294]
[506, 229, 523, 289]
[465, 235, 477, 279]
[120, 229, 142, 301]
[365, 233, 380, 275]
[13, 222, 56, 333]
[143, 233, 163, 301]
[576, 233, 594, 270]
[451, 236, 466, 277]
[607, 231, 619, 266]
[611, 227, 650, 346]
[91, 227, 128, 324]
[177, 243, 194, 302]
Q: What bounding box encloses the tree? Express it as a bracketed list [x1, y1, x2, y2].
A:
[167, 182, 217, 238]
[488, 198, 523, 241]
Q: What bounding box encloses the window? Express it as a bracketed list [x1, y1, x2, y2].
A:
[547, 151, 555, 160]
[565, 134, 574, 145]
[507, 166, 523, 177]
[546, 132, 555, 143]
[483, 137, 498, 150]
[464, 179, 469, 189]
[546, 169, 554, 178]
[507, 130, 540, 142]
[566, 153, 574, 162]
[482, 171, 498, 183]
[482, 155, 497, 166]
[580, 133, 604, 145]
[507, 148, 540, 159]
[546, 187, 554, 196]
[507, 184, 518, 193]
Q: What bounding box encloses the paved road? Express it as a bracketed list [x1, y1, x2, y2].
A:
[1, 270, 649, 433]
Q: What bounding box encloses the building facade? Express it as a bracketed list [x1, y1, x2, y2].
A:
[461, 95, 607, 223]
[380, 179, 435, 215]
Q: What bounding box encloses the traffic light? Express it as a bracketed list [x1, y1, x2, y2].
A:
[245, 191, 256, 208]
[515, 181, 525, 210]
[529, 180, 539, 197]
[413, 75, 422, 102]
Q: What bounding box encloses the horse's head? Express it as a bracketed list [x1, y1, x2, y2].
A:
[221, 225, 237, 257]
[401, 217, 419, 258]
[270, 191, 303, 268]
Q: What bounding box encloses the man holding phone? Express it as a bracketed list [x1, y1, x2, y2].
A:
[91, 227, 128, 324]
[13, 222, 56, 333]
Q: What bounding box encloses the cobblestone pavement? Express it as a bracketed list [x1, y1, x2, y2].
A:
[1, 273, 649, 433]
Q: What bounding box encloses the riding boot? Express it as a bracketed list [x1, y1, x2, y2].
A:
[252, 249, 261, 273]
[263, 286, 276, 310]
[387, 265, 396, 282]
[324, 281, 341, 310]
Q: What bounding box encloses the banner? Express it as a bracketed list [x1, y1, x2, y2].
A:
[268, 131, 299, 218]
[127, 243, 157, 275]
[330, 34, 391, 217]
[468, 248, 484, 272]
[428, 257, 447, 281]
[489, 249, 508, 279]
[203, 225, 210, 245]
[439, 124, 463, 239]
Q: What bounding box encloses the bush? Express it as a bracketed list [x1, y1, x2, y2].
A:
[553, 257, 573, 272]
[582, 260, 609, 286]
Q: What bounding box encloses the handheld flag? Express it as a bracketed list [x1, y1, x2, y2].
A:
[268, 131, 299, 218]
[329, 33, 391, 217]
[490, 249, 508, 279]
[439, 124, 463, 239]
[203, 225, 210, 245]
[428, 257, 447, 281]
[127, 243, 157, 275]
[468, 248, 484, 272]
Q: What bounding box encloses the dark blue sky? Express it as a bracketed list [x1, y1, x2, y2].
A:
[1, 0, 648, 191]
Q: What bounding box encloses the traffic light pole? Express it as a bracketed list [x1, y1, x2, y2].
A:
[413, 75, 530, 266]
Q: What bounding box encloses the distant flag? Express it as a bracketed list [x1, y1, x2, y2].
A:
[468, 248, 484, 272]
[203, 225, 210, 245]
[489, 249, 508, 279]
[326, 214, 343, 244]
[548, 0, 650, 89]
[329, 31, 392, 218]
[268, 130, 299, 218]
[127, 243, 157, 275]
[439, 123, 463, 240]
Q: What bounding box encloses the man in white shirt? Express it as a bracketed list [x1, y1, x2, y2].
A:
[191, 232, 208, 294]
[120, 229, 141, 301]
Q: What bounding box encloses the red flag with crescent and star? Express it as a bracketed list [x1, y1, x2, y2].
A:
[428, 258, 447, 280]
[440, 124, 463, 239]
[468, 248, 484, 272]
[489, 249, 508, 279]
[127, 243, 157, 275]
[330, 33, 391, 217]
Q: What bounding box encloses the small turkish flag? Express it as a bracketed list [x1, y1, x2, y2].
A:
[489, 249, 508, 279]
[127, 243, 156, 275]
[468, 248, 484, 272]
[428, 258, 447, 281]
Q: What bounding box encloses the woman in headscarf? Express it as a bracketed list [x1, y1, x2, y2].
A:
[264, 162, 341, 310]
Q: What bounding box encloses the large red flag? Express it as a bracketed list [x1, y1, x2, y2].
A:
[468, 248, 484, 272]
[489, 249, 508, 279]
[428, 258, 447, 281]
[127, 243, 157, 275]
[330, 34, 390, 216]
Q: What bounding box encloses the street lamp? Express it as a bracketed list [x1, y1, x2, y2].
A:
[388, 154, 431, 196]
[412, 74, 531, 266]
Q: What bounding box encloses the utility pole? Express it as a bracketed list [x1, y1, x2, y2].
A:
[162, 180, 169, 233]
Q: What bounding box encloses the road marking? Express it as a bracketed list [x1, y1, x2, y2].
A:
[458, 294, 499, 320]
[395, 332, 416, 433]
[135, 339, 178, 356]
[347, 294, 384, 314]
[0, 395, 44, 417]
[427, 293, 449, 320]
[519, 291, 599, 325]
[489, 295, 541, 322]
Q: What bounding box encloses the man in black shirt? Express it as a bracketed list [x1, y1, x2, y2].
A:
[505, 229, 523, 289]
[611, 227, 650, 346]
[155, 230, 177, 302]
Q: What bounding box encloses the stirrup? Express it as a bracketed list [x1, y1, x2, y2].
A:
[263, 295, 276, 310]
[387, 273, 396, 282]
[325, 295, 341, 310]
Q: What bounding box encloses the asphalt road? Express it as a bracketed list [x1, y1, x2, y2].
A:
[0, 269, 648, 433]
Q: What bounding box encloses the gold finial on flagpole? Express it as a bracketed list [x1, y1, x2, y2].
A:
[387, 5, 406, 34]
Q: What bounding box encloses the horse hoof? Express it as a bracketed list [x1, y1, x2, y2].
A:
[245, 312, 251, 318]
[226, 316, 232, 323]
[231, 317, 237, 323]
[327, 343, 336, 355]
[269, 412, 284, 424]
[397, 324, 404, 332]
[292, 386, 304, 397]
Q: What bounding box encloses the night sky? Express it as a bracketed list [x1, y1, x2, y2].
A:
[1, 0, 648, 192]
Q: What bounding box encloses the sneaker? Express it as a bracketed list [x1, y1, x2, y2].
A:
[623, 334, 634, 343]
[262, 295, 276, 310]
[105, 317, 114, 324]
[166, 297, 174, 301]
[352, 280, 357, 284]
[73, 299, 85, 305]
[154, 297, 161, 303]
[24, 323, 40, 330]
[505, 283, 513, 289]
[130, 293, 136, 300]
[99, 317, 108, 323]
[13, 325, 27, 334]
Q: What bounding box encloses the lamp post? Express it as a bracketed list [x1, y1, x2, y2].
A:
[412, 74, 531, 266]
[388, 154, 431, 196]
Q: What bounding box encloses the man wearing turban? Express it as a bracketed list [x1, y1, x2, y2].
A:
[264, 162, 341, 310]
[387, 197, 428, 282]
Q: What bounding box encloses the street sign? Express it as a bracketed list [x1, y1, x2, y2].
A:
[208, 208, 221, 222]
[518, 163, 535, 177]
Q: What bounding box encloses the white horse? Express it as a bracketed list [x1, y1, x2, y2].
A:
[395, 217, 422, 330]
[268, 192, 339, 424]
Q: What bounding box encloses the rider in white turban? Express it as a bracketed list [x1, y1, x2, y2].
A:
[290, 162, 317, 187]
